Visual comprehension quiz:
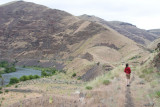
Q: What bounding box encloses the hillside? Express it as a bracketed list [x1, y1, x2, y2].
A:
[148, 38, 160, 50]
[79, 14, 159, 46]
[1, 51, 160, 107]
[0, 1, 149, 74]
[148, 29, 160, 37]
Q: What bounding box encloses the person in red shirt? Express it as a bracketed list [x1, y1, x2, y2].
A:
[124, 63, 131, 86]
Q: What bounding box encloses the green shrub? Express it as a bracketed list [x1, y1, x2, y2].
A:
[103, 80, 110, 85]
[50, 68, 57, 74]
[19, 76, 25, 81]
[9, 77, 19, 84]
[41, 71, 49, 77]
[156, 91, 160, 98]
[28, 75, 34, 79]
[0, 87, 2, 90]
[6, 84, 11, 87]
[77, 76, 81, 80]
[5, 90, 9, 93]
[72, 73, 76, 77]
[0, 61, 8, 68]
[49, 96, 53, 104]
[0, 71, 5, 74]
[20, 75, 30, 81]
[18, 75, 40, 82]
[59, 70, 66, 74]
[0, 91, 2, 94]
[33, 75, 40, 79]
[86, 86, 92, 90]
[5, 67, 16, 73]
[25, 76, 30, 80]
[15, 85, 18, 88]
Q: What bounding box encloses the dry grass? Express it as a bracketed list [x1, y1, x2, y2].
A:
[85, 65, 123, 88]
[0, 72, 84, 107]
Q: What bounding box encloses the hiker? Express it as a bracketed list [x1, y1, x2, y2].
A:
[124, 63, 131, 86]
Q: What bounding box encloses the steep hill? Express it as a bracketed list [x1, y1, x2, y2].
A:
[0, 1, 149, 76]
[79, 14, 159, 46]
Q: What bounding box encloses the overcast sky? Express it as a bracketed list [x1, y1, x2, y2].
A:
[0, 0, 160, 30]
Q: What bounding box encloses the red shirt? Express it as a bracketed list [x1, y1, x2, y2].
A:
[124, 67, 131, 74]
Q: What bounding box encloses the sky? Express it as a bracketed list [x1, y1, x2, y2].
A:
[0, 0, 160, 30]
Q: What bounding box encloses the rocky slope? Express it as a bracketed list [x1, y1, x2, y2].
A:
[79, 14, 159, 46]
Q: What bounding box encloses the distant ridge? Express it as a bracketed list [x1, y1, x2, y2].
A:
[79, 14, 159, 46]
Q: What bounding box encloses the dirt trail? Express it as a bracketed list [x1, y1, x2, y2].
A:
[83, 66, 152, 107]
[123, 69, 156, 107]
[125, 73, 135, 107]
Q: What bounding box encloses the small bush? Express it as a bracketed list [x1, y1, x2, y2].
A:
[19, 76, 25, 81]
[5, 67, 16, 73]
[103, 80, 110, 85]
[5, 90, 9, 93]
[6, 84, 11, 87]
[41, 71, 49, 77]
[86, 86, 92, 90]
[33, 75, 40, 79]
[0, 61, 8, 68]
[0, 91, 2, 94]
[0, 87, 2, 90]
[72, 73, 76, 77]
[29, 75, 34, 79]
[49, 96, 53, 104]
[15, 85, 18, 88]
[20, 75, 30, 81]
[59, 70, 66, 74]
[155, 91, 160, 98]
[50, 68, 57, 74]
[9, 77, 19, 84]
[77, 76, 81, 80]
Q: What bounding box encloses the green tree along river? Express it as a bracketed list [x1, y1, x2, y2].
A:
[0, 67, 41, 86]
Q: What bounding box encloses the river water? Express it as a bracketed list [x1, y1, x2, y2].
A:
[0, 67, 41, 86]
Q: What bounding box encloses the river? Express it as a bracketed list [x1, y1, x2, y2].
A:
[0, 67, 41, 86]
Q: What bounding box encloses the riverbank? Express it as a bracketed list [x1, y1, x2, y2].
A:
[0, 67, 41, 86]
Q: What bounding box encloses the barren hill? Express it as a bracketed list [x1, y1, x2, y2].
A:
[79, 14, 159, 46]
[0, 1, 149, 76]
